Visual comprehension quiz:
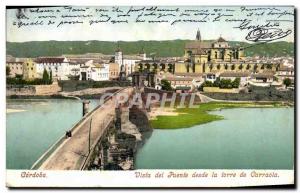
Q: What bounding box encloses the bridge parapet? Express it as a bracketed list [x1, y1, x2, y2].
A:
[32, 87, 136, 170]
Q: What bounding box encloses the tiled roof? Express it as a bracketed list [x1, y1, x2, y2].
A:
[252, 73, 274, 79]
[35, 57, 65, 63]
[278, 67, 294, 71]
[174, 72, 205, 77]
[185, 41, 212, 49]
[165, 76, 193, 81]
[6, 61, 23, 64]
[220, 72, 250, 77]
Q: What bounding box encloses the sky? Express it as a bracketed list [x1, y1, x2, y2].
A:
[6, 6, 295, 42]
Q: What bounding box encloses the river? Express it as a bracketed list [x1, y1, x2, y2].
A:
[7, 100, 294, 170]
[136, 108, 294, 169]
[6, 99, 99, 169]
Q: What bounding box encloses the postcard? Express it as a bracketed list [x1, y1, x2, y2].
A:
[5, 5, 295, 188]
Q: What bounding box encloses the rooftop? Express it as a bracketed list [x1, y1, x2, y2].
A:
[216, 36, 227, 42]
[165, 76, 193, 81]
[35, 57, 66, 63]
[220, 72, 250, 77]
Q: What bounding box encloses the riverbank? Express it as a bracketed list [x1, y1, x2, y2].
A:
[6, 87, 122, 100]
[150, 101, 290, 129]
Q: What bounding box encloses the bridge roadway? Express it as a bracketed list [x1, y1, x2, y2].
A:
[32, 87, 134, 170]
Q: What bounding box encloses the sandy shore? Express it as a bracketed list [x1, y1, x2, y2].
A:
[149, 107, 180, 120]
[6, 109, 26, 113]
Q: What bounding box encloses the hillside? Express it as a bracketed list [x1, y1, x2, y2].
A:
[6, 40, 294, 58]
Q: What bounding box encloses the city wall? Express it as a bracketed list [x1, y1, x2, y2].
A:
[6, 82, 61, 96]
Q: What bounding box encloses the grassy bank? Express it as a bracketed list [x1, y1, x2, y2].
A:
[150, 102, 285, 129]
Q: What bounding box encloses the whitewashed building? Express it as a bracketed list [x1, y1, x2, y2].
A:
[79, 61, 109, 81]
[114, 48, 147, 77]
[219, 72, 250, 86]
[35, 57, 70, 80]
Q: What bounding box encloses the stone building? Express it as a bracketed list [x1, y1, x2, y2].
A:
[109, 63, 120, 80]
[182, 30, 245, 73]
[23, 58, 37, 80]
[114, 47, 146, 78]
[6, 61, 24, 78]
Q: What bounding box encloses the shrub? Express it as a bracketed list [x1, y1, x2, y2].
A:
[161, 79, 173, 91]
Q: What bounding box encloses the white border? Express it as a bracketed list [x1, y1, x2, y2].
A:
[1, 0, 299, 191]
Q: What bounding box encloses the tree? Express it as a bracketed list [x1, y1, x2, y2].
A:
[15, 74, 23, 80]
[161, 79, 172, 91]
[283, 78, 292, 88]
[42, 69, 50, 84]
[232, 78, 241, 88]
[213, 77, 220, 87]
[219, 79, 232, 88]
[49, 70, 53, 83]
[6, 66, 10, 76]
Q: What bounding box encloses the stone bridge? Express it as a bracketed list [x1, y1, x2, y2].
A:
[31, 87, 151, 170]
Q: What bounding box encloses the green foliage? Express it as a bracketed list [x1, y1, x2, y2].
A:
[201, 80, 213, 87]
[213, 77, 220, 87]
[42, 69, 51, 84]
[49, 70, 53, 83]
[283, 78, 292, 88]
[161, 79, 173, 91]
[219, 79, 232, 88]
[150, 102, 281, 129]
[15, 74, 23, 80]
[6, 40, 294, 58]
[232, 78, 241, 88]
[6, 66, 10, 76]
[202, 78, 240, 89]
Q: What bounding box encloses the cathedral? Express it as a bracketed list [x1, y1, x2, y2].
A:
[176, 29, 246, 73]
[135, 29, 278, 75]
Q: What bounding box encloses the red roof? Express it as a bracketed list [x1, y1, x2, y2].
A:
[35, 57, 65, 63]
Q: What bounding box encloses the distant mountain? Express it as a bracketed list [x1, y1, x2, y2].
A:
[6, 40, 294, 58]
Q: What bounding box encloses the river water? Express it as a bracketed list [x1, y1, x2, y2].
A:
[6, 99, 99, 169]
[136, 108, 294, 169]
[7, 100, 294, 170]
